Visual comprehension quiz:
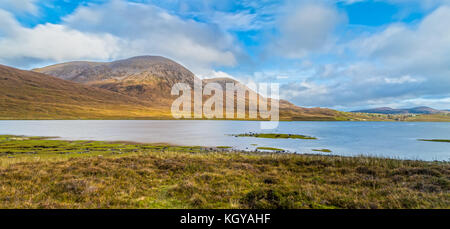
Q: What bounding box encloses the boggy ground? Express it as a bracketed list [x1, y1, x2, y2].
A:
[0, 135, 448, 209]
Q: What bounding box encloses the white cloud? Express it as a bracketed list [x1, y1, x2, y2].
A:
[0, 0, 39, 15]
[62, 0, 239, 75]
[352, 6, 450, 78]
[0, 9, 120, 66]
[281, 81, 329, 101]
[209, 11, 263, 31]
[387, 0, 450, 10]
[1, 0, 449, 110]
[279, 60, 434, 109]
[278, 5, 450, 109]
[384, 75, 423, 84]
[198, 70, 238, 80]
[0, 0, 240, 75]
[340, 0, 450, 9]
[337, 0, 365, 5]
[271, 2, 346, 58]
[399, 97, 450, 109]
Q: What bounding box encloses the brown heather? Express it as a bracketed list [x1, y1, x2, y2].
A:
[0, 137, 448, 209]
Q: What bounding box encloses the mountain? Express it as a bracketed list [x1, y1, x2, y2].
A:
[2, 57, 448, 121]
[352, 106, 445, 114]
[34, 56, 344, 121]
[203, 77, 342, 120]
[407, 106, 445, 114]
[0, 64, 170, 119]
[34, 56, 197, 106]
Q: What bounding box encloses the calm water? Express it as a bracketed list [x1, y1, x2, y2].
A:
[1, 120, 449, 161]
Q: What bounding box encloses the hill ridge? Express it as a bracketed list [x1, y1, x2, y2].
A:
[352, 106, 446, 114]
[0, 64, 170, 119]
[33, 56, 343, 120]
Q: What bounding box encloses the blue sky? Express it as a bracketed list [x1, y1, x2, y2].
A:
[1, 0, 450, 110]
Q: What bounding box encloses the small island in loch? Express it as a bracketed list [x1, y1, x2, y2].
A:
[419, 139, 450, 143]
[232, 133, 317, 140]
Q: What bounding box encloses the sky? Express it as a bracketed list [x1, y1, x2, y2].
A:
[0, 0, 450, 111]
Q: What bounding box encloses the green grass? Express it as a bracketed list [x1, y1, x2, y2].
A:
[232, 133, 317, 140]
[312, 149, 333, 153]
[0, 135, 208, 166]
[256, 147, 285, 151]
[419, 139, 450, 143]
[0, 135, 449, 209]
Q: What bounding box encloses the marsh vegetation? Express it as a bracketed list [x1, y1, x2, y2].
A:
[232, 133, 317, 140]
[419, 139, 450, 143]
[256, 147, 285, 151]
[312, 149, 333, 153]
[0, 135, 448, 209]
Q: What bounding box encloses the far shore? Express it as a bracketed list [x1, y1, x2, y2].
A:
[1, 117, 450, 122]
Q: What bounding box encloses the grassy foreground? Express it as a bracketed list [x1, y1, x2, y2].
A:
[0, 135, 449, 209]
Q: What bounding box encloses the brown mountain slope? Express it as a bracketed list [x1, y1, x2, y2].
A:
[34, 56, 198, 106]
[0, 64, 171, 119]
[34, 56, 346, 120]
[202, 77, 341, 120]
[34, 56, 196, 83]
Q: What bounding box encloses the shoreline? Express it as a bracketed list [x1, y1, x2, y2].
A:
[1, 134, 449, 163]
[1, 118, 450, 122]
[1, 133, 449, 162]
[0, 135, 448, 209]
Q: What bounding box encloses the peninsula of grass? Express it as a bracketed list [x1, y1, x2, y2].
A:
[0, 135, 449, 209]
[232, 133, 317, 140]
[256, 147, 284, 151]
[419, 139, 450, 143]
[313, 149, 332, 153]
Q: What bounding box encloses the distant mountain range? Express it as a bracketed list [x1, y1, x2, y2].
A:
[0, 56, 347, 120]
[1, 55, 448, 121]
[352, 106, 449, 114]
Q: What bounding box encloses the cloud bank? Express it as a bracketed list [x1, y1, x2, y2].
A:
[0, 0, 240, 75]
[0, 0, 449, 110]
[272, 2, 346, 58]
[282, 6, 450, 110]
